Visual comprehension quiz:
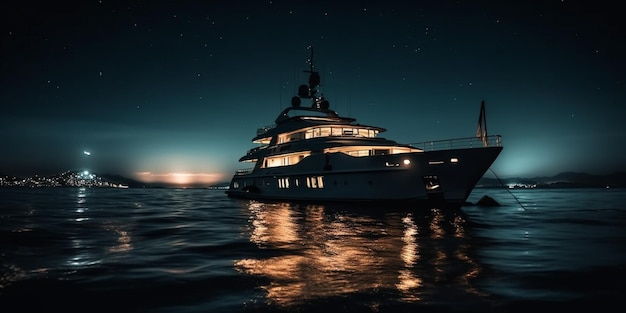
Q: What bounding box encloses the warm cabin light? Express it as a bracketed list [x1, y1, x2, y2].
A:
[450, 158, 459, 163]
[403, 159, 411, 165]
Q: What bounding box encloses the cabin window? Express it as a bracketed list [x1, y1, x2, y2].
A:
[301, 127, 378, 139]
[306, 176, 324, 188]
[267, 158, 280, 167]
[263, 152, 311, 168]
[278, 177, 290, 188]
[347, 150, 370, 157]
[373, 149, 389, 155]
[320, 127, 331, 137]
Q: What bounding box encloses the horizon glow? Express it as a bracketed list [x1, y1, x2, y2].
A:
[1, 2, 624, 181]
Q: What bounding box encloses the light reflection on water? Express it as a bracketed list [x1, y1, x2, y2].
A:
[64, 187, 135, 268]
[2, 188, 625, 312]
[235, 201, 484, 307]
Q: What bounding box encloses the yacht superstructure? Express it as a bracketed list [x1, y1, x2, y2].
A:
[226, 48, 502, 205]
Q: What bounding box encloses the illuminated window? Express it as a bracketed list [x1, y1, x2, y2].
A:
[306, 176, 324, 188]
[450, 157, 459, 163]
[278, 177, 290, 188]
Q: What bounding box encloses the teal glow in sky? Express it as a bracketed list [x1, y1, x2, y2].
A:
[1, 1, 624, 185]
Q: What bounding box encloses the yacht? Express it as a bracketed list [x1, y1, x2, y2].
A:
[226, 48, 503, 205]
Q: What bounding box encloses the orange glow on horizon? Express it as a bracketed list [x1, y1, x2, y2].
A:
[134, 171, 225, 186]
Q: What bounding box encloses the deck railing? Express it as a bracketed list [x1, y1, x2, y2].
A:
[409, 135, 502, 151]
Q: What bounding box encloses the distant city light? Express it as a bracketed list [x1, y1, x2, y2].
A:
[84, 151, 91, 156]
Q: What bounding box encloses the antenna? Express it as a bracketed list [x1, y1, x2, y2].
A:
[307, 46, 314, 73]
[305, 46, 320, 96]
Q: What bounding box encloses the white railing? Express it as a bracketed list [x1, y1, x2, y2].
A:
[409, 135, 502, 151]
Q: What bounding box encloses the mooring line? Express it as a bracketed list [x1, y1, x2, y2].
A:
[488, 168, 526, 210]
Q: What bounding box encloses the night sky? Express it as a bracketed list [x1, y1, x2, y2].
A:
[2, 0, 624, 186]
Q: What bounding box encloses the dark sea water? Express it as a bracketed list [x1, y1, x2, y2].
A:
[1, 187, 625, 313]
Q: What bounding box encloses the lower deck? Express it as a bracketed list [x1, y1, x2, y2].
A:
[226, 146, 503, 204]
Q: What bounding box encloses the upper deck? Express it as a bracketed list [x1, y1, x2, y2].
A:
[252, 106, 386, 144]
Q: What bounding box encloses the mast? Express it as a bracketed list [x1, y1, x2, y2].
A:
[477, 100, 488, 147]
[293, 46, 329, 110]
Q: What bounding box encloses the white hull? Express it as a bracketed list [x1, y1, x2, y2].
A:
[226, 146, 502, 204]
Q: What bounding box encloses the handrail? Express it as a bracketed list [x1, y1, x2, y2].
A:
[409, 135, 502, 151]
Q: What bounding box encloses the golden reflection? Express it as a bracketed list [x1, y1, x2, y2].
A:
[106, 226, 133, 253]
[397, 213, 422, 301]
[248, 201, 300, 248]
[429, 208, 445, 239]
[235, 203, 483, 307]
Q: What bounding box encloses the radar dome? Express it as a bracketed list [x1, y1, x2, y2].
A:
[298, 85, 309, 98]
[320, 100, 330, 110]
[291, 96, 301, 107]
